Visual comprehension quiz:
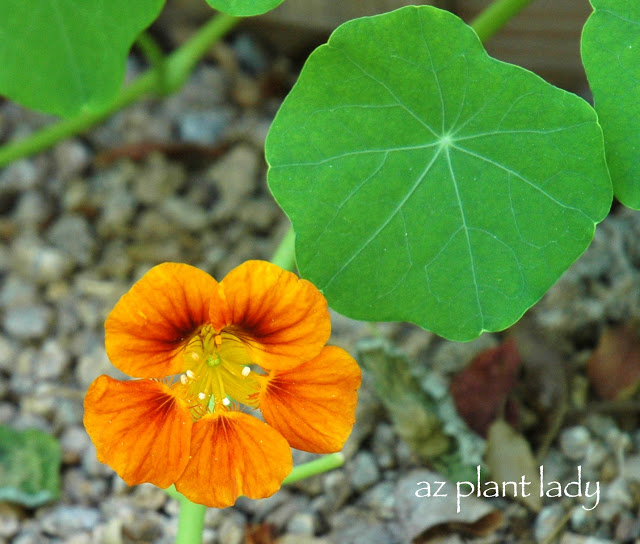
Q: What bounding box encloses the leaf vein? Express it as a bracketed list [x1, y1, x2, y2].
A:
[319, 148, 443, 291]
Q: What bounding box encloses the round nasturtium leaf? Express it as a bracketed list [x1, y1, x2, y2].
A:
[266, 6, 612, 341]
[0, 0, 164, 118]
[582, 0, 640, 209]
[204, 0, 285, 16]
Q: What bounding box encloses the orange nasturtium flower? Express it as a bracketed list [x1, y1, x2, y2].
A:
[83, 260, 361, 508]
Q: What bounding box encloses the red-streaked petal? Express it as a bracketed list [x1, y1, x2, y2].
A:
[213, 260, 330, 371]
[259, 346, 361, 453]
[106, 263, 218, 378]
[83, 376, 192, 488]
[175, 411, 292, 508]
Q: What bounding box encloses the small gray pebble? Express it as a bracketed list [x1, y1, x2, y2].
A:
[82, 443, 115, 478]
[359, 482, 396, 520]
[76, 346, 126, 389]
[46, 214, 96, 266]
[160, 197, 210, 231]
[179, 109, 233, 145]
[0, 504, 21, 538]
[266, 496, 310, 532]
[0, 275, 37, 308]
[0, 335, 17, 372]
[371, 424, 396, 470]
[122, 511, 166, 542]
[132, 483, 168, 510]
[60, 426, 92, 463]
[39, 505, 100, 536]
[350, 451, 380, 493]
[36, 339, 71, 380]
[3, 304, 52, 339]
[13, 241, 72, 284]
[286, 512, 317, 535]
[534, 504, 566, 543]
[322, 470, 352, 513]
[232, 34, 269, 74]
[13, 190, 51, 227]
[217, 511, 246, 544]
[560, 426, 591, 461]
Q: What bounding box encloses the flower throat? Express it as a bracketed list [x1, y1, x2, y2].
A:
[177, 325, 259, 417]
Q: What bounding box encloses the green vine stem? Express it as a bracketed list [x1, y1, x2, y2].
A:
[0, 13, 240, 168]
[470, 0, 536, 43]
[270, 227, 296, 271]
[135, 32, 169, 95]
[282, 452, 345, 485]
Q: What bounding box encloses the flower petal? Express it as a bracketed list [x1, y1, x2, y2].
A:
[83, 376, 192, 488]
[106, 263, 218, 377]
[175, 410, 292, 508]
[214, 260, 330, 370]
[259, 346, 361, 453]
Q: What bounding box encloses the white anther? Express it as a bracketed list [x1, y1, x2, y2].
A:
[222, 397, 230, 406]
[242, 366, 250, 377]
[190, 352, 199, 361]
[186, 369, 196, 380]
[198, 392, 206, 400]
[180, 374, 188, 385]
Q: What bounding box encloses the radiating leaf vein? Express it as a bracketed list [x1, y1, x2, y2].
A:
[319, 147, 443, 290]
[451, 144, 593, 221]
[333, 46, 440, 139]
[444, 147, 483, 324]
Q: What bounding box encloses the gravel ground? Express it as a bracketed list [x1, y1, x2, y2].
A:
[1, 31, 640, 544]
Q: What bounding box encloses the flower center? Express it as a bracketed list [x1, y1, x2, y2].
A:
[177, 325, 259, 416]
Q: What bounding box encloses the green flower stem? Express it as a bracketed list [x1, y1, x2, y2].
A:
[270, 227, 296, 271]
[0, 13, 240, 169]
[176, 499, 207, 544]
[283, 452, 345, 485]
[470, 0, 536, 43]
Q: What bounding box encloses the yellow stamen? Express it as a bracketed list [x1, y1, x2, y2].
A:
[179, 325, 260, 417]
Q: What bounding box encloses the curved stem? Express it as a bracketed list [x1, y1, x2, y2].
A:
[270, 226, 296, 271]
[283, 452, 344, 485]
[0, 13, 240, 168]
[470, 0, 537, 43]
[136, 31, 168, 94]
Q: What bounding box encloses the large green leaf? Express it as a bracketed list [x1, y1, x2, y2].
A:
[0, 426, 61, 508]
[0, 0, 164, 118]
[204, 0, 285, 16]
[582, 0, 640, 209]
[266, 6, 612, 341]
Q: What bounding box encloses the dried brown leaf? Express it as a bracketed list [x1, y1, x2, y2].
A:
[395, 470, 503, 543]
[450, 338, 520, 436]
[587, 324, 640, 400]
[245, 523, 276, 544]
[485, 420, 542, 512]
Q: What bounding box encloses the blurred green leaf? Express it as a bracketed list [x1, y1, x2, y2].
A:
[267, 6, 612, 341]
[0, 0, 164, 117]
[0, 426, 62, 508]
[357, 337, 450, 460]
[582, 0, 640, 208]
[204, 0, 285, 16]
[357, 337, 484, 481]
